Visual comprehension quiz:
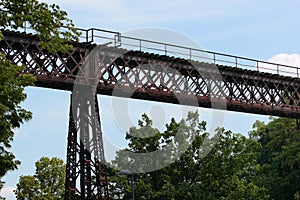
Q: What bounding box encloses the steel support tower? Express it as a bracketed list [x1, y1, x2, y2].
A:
[65, 90, 109, 199]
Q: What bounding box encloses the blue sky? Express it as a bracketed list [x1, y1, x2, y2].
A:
[1, 0, 300, 199]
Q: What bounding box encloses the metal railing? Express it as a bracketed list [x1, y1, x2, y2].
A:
[74, 27, 300, 78]
[12, 25, 300, 78]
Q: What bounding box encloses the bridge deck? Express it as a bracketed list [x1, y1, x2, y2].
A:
[1, 29, 300, 118]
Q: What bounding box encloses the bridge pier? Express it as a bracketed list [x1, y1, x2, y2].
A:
[65, 93, 109, 199]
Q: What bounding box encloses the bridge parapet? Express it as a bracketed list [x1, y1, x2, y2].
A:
[72, 27, 300, 78]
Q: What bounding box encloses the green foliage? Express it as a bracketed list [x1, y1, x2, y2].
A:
[108, 112, 268, 199]
[0, 52, 35, 191]
[110, 113, 300, 200]
[0, 1, 78, 197]
[14, 157, 65, 200]
[0, 0, 79, 53]
[250, 117, 300, 200]
[193, 128, 269, 199]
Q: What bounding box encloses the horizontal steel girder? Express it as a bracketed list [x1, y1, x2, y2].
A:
[1, 29, 300, 118]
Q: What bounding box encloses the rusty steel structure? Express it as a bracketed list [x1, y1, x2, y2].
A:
[66, 91, 108, 199]
[1, 28, 300, 199]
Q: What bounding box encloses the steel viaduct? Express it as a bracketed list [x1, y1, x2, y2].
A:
[1, 28, 300, 199]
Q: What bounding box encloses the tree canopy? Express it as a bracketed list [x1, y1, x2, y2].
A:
[0, 54, 35, 190]
[250, 117, 300, 200]
[0, 0, 78, 196]
[108, 113, 300, 199]
[108, 112, 269, 199]
[14, 157, 65, 200]
[0, 0, 79, 52]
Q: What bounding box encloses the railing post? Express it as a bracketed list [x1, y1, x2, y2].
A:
[139, 40, 142, 51]
[86, 29, 88, 43]
[164, 44, 167, 55]
[114, 33, 121, 47]
[256, 61, 259, 71]
[91, 29, 94, 43]
[189, 49, 192, 60]
[114, 34, 117, 47]
[213, 54, 216, 64]
[277, 64, 279, 74]
[235, 57, 238, 68]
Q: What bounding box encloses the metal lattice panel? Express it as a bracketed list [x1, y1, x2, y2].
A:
[1, 30, 300, 117]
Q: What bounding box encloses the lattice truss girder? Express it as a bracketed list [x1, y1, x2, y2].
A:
[1, 30, 300, 118]
[222, 71, 300, 103]
[0, 32, 88, 80]
[94, 48, 300, 117]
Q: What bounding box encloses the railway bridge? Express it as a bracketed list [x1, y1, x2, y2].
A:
[1, 28, 299, 199]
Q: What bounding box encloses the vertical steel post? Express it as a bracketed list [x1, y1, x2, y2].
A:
[65, 93, 109, 199]
[164, 44, 167, 55]
[213, 54, 216, 64]
[139, 40, 142, 51]
[86, 30, 89, 43]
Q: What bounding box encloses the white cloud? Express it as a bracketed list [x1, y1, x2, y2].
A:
[258, 53, 300, 77]
[0, 186, 16, 200]
[268, 53, 300, 67]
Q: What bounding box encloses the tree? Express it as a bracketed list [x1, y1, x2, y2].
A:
[192, 128, 269, 200]
[0, 53, 35, 189]
[14, 157, 65, 200]
[0, 0, 78, 195]
[0, 0, 79, 52]
[250, 117, 300, 200]
[108, 112, 268, 199]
